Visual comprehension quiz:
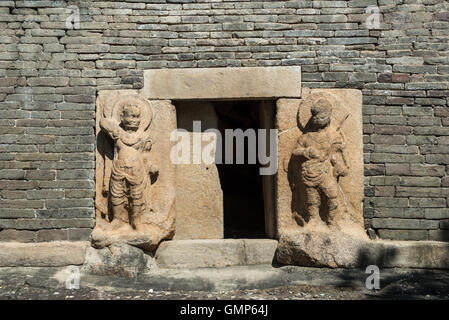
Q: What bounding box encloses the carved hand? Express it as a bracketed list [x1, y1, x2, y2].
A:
[292, 147, 302, 157]
[100, 117, 122, 140]
[144, 139, 153, 152]
[308, 147, 323, 159]
[148, 163, 159, 175]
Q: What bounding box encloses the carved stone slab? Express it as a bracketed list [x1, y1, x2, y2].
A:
[93, 90, 176, 251]
[174, 101, 224, 239]
[275, 89, 369, 267]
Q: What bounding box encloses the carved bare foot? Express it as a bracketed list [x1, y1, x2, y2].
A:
[306, 217, 326, 229]
[109, 218, 134, 233]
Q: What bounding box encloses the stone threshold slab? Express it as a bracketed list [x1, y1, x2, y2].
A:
[154, 239, 278, 269]
[0, 241, 89, 267]
[143, 66, 301, 100]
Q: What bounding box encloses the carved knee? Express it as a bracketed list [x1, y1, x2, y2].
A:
[306, 188, 320, 205]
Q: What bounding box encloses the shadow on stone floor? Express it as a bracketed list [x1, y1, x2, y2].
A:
[333, 245, 449, 299]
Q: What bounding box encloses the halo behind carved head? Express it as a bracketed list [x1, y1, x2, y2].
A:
[111, 95, 153, 132]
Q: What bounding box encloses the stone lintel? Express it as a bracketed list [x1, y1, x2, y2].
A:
[143, 67, 301, 100]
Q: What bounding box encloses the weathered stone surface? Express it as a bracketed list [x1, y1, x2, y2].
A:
[155, 239, 278, 269]
[143, 67, 301, 100]
[276, 89, 367, 268]
[92, 90, 176, 251]
[277, 225, 370, 268]
[82, 243, 149, 278]
[244, 239, 278, 265]
[0, 241, 88, 267]
[278, 235, 449, 269]
[174, 101, 223, 240]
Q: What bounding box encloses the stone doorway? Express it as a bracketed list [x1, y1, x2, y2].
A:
[93, 67, 301, 263]
[91, 67, 383, 269]
[174, 100, 276, 240]
[141, 66, 302, 244]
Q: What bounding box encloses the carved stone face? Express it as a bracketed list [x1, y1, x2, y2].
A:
[311, 113, 330, 129]
[122, 104, 141, 130]
[310, 99, 331, 129]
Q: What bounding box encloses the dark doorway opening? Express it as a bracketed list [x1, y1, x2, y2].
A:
[213, 100, 273, 239]
[174, 99, 276, 239]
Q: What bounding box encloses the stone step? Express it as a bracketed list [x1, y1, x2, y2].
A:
[154, 239, 278, 269]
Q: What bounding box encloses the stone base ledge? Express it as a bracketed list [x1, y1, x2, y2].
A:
[277, 232, 449, 269]
[1, 239, 449, 270]
[366, 240, 449, 269]
[0, 241, 89, 267]
[154, 239, 278, 269]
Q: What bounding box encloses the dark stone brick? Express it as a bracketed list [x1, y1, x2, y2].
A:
[25, 170, 55, 181]
[374, 125, 411, 135]
[386, 96, 414, 105]
[440, 220, 449, 230]
[429, 230, 449, 241]
[0, 229, 36, 242]
[36, 229, 68, 242]
[68, 228, 92, 241]
[378, 73, 392, 83]
[378, 229, 428, 241]
[371, 135, 406, 145]
[391, 73, 411, 83]
[364, 164, 385, 176]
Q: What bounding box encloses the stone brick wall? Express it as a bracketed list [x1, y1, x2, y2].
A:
[0, 0, 448, 242]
